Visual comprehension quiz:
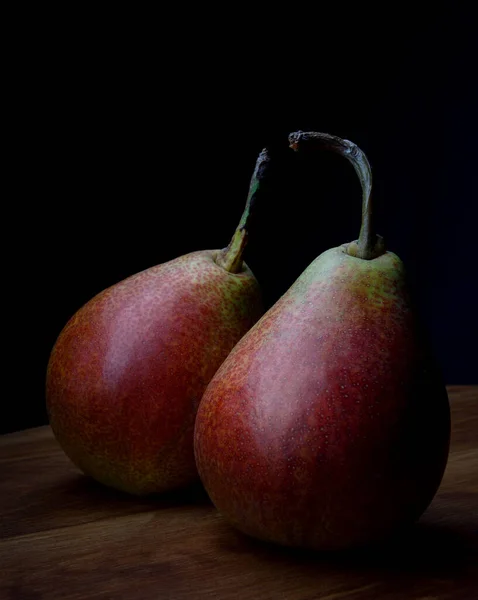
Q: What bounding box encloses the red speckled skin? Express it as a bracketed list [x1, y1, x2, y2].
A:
[194, 245, 450, 550]
[46, 250, 263, 495]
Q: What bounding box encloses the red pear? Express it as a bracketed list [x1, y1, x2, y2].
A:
[194, 132, 450, 550]
[46, 149, 271, 495]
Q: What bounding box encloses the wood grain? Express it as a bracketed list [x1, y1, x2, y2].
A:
[1, 386, 476, 600]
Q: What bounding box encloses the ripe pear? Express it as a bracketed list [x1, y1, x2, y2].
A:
[194, 132, 450, 550]
[46, 149, 270, 495]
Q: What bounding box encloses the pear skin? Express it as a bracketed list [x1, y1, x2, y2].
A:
[195, 245, 450, 549]
[47, 251, 262, 495]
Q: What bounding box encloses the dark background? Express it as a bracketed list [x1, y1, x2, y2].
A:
[6, 7, 476, 434]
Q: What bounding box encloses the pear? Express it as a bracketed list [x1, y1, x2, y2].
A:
[194, 132, 450, 550]
[46, 149, 270, 495]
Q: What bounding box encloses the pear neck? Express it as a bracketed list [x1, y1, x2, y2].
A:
[288, 131, 386, 260]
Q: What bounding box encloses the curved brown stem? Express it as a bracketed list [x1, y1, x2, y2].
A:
[216, 148, 271, 273]
[288, 131, 385, 260]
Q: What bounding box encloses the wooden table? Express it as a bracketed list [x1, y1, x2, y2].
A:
[1, 386, 476, 600]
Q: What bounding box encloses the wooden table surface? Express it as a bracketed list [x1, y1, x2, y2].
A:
[1, 386, 476, 600]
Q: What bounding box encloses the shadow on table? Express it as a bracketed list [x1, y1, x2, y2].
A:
[214, 508, 478, 582]
[1, 471, 213, 539]
[56, 473, 213, 509]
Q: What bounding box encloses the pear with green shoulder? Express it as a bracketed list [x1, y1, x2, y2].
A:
[194, 131, 450, 550]
[46, 149, 271, 495]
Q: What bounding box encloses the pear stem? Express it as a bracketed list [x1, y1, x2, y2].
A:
[216, 148, 271, 273]
[288, 131, 385, 260]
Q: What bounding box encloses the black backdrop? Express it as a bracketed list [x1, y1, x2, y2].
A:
[6, 7, 476, 434]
